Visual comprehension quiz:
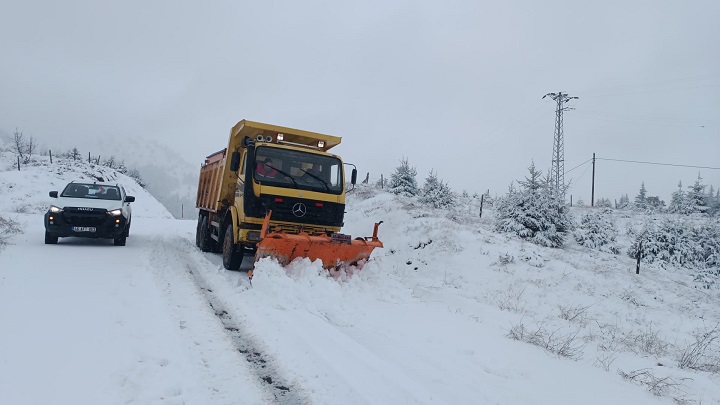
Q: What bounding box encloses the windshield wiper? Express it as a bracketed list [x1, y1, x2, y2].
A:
[267, 167, 298, 188]
[300, 169, 330, 191]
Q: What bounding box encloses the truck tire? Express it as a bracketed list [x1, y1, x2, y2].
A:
[222, 224, 243, 271]
[45, 231, 58, 244]
[199, 217, 215, 252]
[114, 235, 127, 246]
[195, 216, 203, 247]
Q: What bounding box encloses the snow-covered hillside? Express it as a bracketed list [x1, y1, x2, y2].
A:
[0, 148, 718, 404]
[0, 145, 172, 219]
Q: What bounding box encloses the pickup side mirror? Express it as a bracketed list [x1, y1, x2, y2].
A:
[125, 196, 135, 203]
[49, 191, 58, 198]
[351, 168, 357, 185]
[230, 151, 241, 172]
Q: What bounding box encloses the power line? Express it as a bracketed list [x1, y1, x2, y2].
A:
[566, 158, 592, 174]
[596, 157, 720, 170]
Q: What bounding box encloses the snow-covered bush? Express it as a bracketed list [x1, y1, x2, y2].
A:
[495, 162, 572, 248]
[628, 218, 720, 287]
[419, 170, 455, 209]
[573, 208, 620, 254]
[389, 157, 418, 197]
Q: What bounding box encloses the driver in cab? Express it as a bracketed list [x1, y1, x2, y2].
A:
[256, 158, 278, 178]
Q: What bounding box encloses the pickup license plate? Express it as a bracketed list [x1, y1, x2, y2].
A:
[72, 226, 96, 232]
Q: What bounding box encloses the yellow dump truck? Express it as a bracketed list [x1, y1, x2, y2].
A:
[196, 119, 383, 270]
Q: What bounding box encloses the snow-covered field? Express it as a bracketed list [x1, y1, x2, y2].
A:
[1, 150, 718, 404]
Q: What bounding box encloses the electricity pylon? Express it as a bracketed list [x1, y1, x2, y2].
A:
[542, 91, 578, 197]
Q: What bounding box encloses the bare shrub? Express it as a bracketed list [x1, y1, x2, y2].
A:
[497, 285, 526, 313]
[508, 320, 584, 359]
[628, 323, 670, 357]
[593, 351, 619, 371]
[0, 216, 22, 249]
[618, 368, 689, 399]
[497, 253, 514, 265]
[677, 323, 720, 372]
[558, 304, 591, 325]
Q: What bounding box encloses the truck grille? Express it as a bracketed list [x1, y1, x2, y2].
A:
[248, 195, 344, 227]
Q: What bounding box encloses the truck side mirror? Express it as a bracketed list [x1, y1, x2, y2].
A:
[230, 151, 241, 172]
[125, 196, 136, 203]
[49, 191, 58, 198]
[351, 168, 357, 185]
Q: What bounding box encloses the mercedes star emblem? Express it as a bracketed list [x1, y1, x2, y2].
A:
[292, 203, 307, 217]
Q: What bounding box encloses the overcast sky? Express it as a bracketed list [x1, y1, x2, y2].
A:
[1, 0, 718, 203]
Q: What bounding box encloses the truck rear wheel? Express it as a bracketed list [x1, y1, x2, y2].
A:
[195, 217, 203, 247]
[222, 224, 243, 270]
[199, 217, 215, 252]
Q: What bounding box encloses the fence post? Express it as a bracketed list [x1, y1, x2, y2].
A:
[49, 150, 53, 164]
[636, 240, 643, 274]
[479, 194, 484, 218]
[88, 152, 91, 163]
[17, 156, 20, 171]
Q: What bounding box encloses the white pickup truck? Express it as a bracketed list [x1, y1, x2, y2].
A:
[44, 181, 135, 246]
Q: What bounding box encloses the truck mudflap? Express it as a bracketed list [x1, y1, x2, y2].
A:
[253, 211, 383, 269]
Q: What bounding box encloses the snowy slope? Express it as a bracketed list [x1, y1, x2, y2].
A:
[0, 148, 172, 219]
[0, 151, 718, 404]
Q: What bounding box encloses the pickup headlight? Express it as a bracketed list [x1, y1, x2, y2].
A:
[49, 206, 63, 213]
[107, 209, 122, 216]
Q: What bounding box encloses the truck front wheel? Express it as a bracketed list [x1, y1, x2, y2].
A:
[222, 224, 243, 271]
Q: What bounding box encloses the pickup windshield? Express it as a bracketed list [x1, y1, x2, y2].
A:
[61, 183, 122, 200]
[254, 147, 343, 194]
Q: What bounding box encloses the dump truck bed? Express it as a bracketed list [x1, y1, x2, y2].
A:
[196, 149, 226, 212]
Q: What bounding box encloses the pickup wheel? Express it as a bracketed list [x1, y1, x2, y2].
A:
[44, 231, 58, 244]
[199, 217, 215, 252]
[114, 235, 127, 246]
[222, 224, 243, 271]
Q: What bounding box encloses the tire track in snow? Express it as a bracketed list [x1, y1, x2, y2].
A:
[154, 235, 311, 405]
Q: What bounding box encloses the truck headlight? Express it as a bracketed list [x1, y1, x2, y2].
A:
[49, 206, 63, 213]
[107, 209, 122, 216]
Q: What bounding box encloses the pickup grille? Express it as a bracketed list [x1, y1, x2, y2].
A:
[62, 207, 108, 226]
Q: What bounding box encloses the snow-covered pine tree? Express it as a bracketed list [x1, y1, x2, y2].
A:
[419, 170, 455, 209]
[711, 188, 720, 217]
[687, 173, 709, 215]
[495, 162, 572, 248]
[573, 208, 620, 254]
[389, 157, 418, 197]
[629, 218, 720, 288]
[634, 182, 648, 211]
[595, 198, 613, 208]
[668, 181, 689, 214]
[617, 194, 630, 209]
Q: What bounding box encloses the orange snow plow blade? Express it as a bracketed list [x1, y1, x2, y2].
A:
[254, 211, 383, 269]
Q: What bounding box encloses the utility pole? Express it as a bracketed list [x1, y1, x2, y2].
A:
[591, 153, 596, 207]
[543, 92, 578, 198]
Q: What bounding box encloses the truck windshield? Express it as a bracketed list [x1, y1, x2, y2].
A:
[254, 146, 343, 194]
[61, 183, 122, 200]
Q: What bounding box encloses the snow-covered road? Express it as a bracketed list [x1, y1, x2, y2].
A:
[1, 209, 688, 404]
